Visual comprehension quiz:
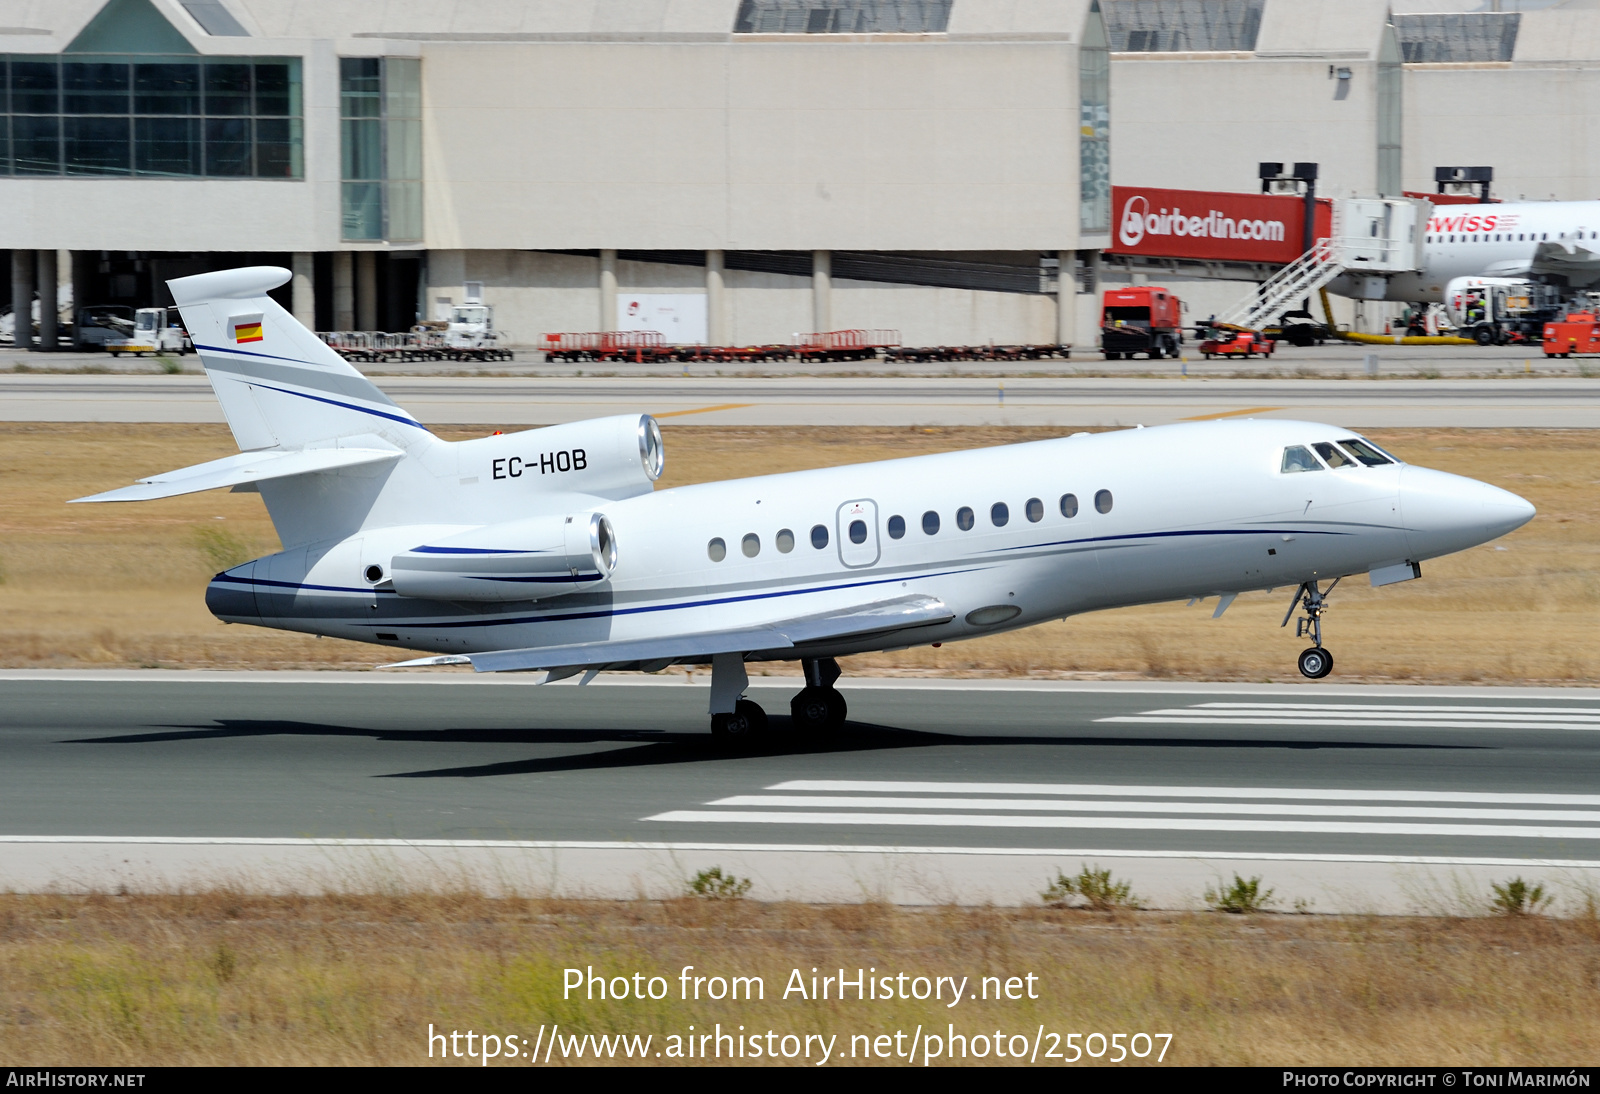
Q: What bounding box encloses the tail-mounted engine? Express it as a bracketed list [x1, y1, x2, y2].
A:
[390, 511, 617, 602]
[463, 414, 664, 498]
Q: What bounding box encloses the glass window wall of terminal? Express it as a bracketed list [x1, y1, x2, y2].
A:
[341, 57, 421, 242]
[1079, 3, 1110, 235]
[0, 55, 301, 178]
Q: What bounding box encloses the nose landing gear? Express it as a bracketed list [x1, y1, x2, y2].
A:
[791, 657, 848, 731]
[1282, 578, 1340, 679]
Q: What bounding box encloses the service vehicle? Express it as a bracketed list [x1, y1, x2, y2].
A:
[1199, 328, 1275, 359]
[1542, 311, 1600, 357]
[1101, 286, 1183, 359]
[105, 307, 190, 356]
[72, 305, 135, 349]
[1443, 276, 1565, 346]
[1270, 309, 1331, 347]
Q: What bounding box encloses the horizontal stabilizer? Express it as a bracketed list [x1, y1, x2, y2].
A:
[385, 594, 953, 673]
[71, 445, 403, 503]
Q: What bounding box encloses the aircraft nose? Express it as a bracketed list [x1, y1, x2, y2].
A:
[1399, 465, 1535, 558]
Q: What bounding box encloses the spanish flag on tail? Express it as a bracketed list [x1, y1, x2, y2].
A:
[229, 312, 264, 344]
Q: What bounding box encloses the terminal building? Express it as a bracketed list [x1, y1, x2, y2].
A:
[3, 0, 1599, 350]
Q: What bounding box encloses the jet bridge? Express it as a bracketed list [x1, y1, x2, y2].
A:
[1214, 197, 1428, 332]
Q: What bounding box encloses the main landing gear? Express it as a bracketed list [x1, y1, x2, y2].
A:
[708, 652, 767, 741]
[1282, 578, 1340, 679]
[706, 654, 848, 742]
[790, 657, 848, 732]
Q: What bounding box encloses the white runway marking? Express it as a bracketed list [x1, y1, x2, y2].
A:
[711, 795, 1600, 823]
[649, 770, 1600, 842]
[646, 811, 1600, 839]
[1097, 700, 1600, 732]
[768, 780, 1600, 806]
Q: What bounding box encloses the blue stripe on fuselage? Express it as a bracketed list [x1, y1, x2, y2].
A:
[991, 527, 1357, 553]
[212, 566, 985, 630]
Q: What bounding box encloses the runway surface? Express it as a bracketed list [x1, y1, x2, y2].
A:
[3, 373, 1599, 428]
[3, 672, 1599, 909]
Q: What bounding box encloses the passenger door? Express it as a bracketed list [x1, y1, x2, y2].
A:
[836, 499, 880, 568]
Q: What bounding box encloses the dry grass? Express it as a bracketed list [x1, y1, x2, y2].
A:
[0, 422, 1595, 683]
[2, 891, 1599, 1066]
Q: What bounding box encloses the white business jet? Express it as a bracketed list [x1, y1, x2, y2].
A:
[76, 268, 1535, 740]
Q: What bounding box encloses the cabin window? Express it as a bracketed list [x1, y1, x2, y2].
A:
[991, 502, 1009, 527]
[810, 524, 829, 549]
[887, 514, 906, 539]
[1095, 489, 1114, 514]
[741, 533, 760, 557]
[1060, 493, 1079, 517]
[1312, 441, 1355, 469]
[708, 537, 726, 562]
[1026, 497, 1044, 523]
[956, 506, 975, 531]
[848, 519, 868, 544]
[921, 510, 940, 535]
[1337, 438, 1394, 466]
[776, 528, 795, 553]
[1281, 445, 1322, 473]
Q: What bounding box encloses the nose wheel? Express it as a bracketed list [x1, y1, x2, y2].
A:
[1282, 578, 1340, 679]
[1297, 646, 1334, 679]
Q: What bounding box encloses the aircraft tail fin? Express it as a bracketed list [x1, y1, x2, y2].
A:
[167, 266, 429, 452]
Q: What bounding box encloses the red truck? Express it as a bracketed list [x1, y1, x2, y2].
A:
[1101, 286, 1183, 360]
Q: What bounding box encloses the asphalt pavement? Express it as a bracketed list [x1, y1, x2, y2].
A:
[4, 372, 1598, 428]
[3, 672, 1598, 909]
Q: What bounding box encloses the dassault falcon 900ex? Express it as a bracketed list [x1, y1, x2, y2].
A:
[76, 267, 1535, 740]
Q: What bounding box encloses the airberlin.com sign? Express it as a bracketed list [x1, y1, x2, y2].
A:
[1109, 186, 1331, 264]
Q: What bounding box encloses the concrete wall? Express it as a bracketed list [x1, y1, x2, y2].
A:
[1110, 0, 1393, 199]
[419, 36, 1086, 252]
[831, 280, 1058, 347]
[426, 250, 1065, 348]
[1404, 65, 1600, 202]
[1112, 56, 1383, 197]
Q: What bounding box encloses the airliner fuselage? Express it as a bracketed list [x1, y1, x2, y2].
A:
[1379, 199, 1600, 303]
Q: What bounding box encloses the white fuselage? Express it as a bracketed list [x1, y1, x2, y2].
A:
[207, 419, 1533, 662]
[1378, 199, 1600, 303]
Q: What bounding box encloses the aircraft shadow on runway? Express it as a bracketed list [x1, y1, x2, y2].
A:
[65, 718, 1485, 780]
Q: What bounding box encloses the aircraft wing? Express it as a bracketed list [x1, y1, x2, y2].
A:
[70, 445, 404, 503]
[1529, 239, 1600, 286]
[385, 593, 954, 674]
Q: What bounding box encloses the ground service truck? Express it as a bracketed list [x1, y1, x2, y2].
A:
[1101, 286, 1183, 359]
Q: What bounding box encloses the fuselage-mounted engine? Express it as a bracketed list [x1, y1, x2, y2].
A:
[390, 511, 617, 602]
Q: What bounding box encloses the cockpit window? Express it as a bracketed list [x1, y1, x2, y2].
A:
[1337, 438, 1394, 467]
[1313, 441, 1356, 469]
[1360, 438, 1402, 463]
[1281, 445, 1322, 473]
